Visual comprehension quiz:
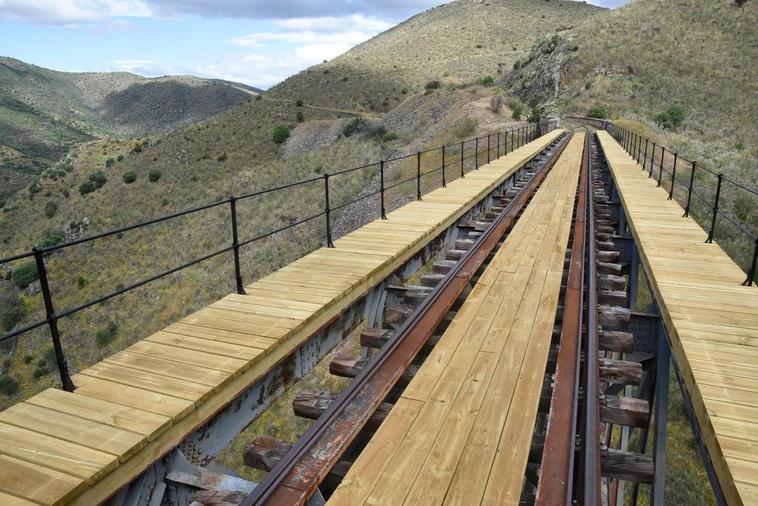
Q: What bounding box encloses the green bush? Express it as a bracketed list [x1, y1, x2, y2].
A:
[29, 182, 42, 194]
[424, 80, 442, 90]
[341, 118, 365, 137]
[105, 158, 115, 168]
[0, 376, 19, 396]
[89, 171, 107, 189]
[511, 99, 525, 120]
[296, 111, 305, 122]
[44, 201, 57, 218]
[272, 125, 290, 144]
[527, 106, 542, 123]
[79, 181, 95, 195]
[95, 321, 118, 347]
[655, 104, 686, 130]
[123, 171, 137, 184]
[148, 169, 161, 182]
[12, 261, 38, 288]
[0, 288, 24, 331]
[77, 276, 87, 289]
[588, 105, 609, 119]
[39, 228, 63, 248]
[476, 75, 495, 86]
[296, 99, 304, 107]
[33, 367, 48, 379]
[117, 154, 124, 162]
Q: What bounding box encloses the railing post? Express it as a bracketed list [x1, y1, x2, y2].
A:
[441, 145, 447, 188]
[636, 135, 642, 163]
[487, 134, 491, 163]
[475, 138, 479, 169]
[504, 131, 508, 156]
[649, 143, 656, 177]
[684, 161, 696, 217]
[323, 175, 334, 247]
[497, 132, 501, 158]
[657, 146, 665, 187]
[33, 247, 75, 392]
[460, 142, 465, 178]
[706, 173, 722, 243]
[511, 129, 515, 152]
[380, 160, 387, 219]
[668, 153, 678, 200]
[417, 151, 423, 200]
[643, 139, 649, 171]
[229, 196, 246, 293]
[744, 237, 758, 286]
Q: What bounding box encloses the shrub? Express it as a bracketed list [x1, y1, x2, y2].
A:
[510, 99, 525, 120]
[454, 117, 479, 139]
[39, 228, 63, 248]
[148, 169, 161, 182]
[123, 171, 137, 184]
[296, 99, 304, 107]
[527, 106, 542, 123]
[296, 111, 305, 122]
[0, 376, 19, 396]
[33, 367, 48, 379]
[341, 118, 365, 138]
[44, 201, 57, 218]
[217, 152, 227, 162]
[476, 76, 495, 86]
[29, 182, 42, 194]
[89, 171, 107, 189]
[272, 125, 290, 144]
[588, 105, 609, 119]
[79, 181, 95, 194]
[77, 276, 87, 289]
[424, 80, 442, 90]
[12, 261, 38, 288]
[117, 154, 124, 161]
[0, 288, 24, 331]
[655, 104, 686, 131]
[105, 158, 115, 168]
[95, 321, 118, 347]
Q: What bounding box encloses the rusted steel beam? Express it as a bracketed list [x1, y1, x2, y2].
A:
[242, 133, 572, 506]
[536, 132, 588, 506]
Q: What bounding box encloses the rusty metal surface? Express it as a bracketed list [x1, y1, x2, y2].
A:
[242, 133, 572, 506]
[583, 133, 602, 505]
[535, 134, 589, 506]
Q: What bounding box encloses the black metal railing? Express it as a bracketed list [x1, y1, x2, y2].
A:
[603, 122, 757, 287]
[0, 123, 545, 391]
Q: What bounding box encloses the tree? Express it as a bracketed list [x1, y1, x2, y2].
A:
[587, 105, 609, 119]
[272, 125, 290, 144]
[655, 104, 686, 130]
[510, 99, 525, 120]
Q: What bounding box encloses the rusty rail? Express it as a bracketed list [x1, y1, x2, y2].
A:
[241, 132, 573, 505]
[535, 133, 589, 505]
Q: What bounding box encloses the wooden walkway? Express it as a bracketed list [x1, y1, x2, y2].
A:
[596, 131, 758, 506]
[0, 130, 563, 506]
[328, 134, 585, 506]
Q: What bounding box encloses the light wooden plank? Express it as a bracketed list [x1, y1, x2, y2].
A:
[0, 454, 81, 505]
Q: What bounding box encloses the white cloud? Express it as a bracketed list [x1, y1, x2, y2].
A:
[0, 0, 151, 24]
[273, 14, 392, 33]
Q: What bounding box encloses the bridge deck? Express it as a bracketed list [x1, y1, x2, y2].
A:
[0, 130, 564, 506]
[597, 131, 758, 506]
[328, 134, 585, 506]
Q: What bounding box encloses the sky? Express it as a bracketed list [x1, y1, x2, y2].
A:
[0, 0, 630, 90]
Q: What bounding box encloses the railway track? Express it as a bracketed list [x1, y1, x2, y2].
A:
[228, 131, 666, 506]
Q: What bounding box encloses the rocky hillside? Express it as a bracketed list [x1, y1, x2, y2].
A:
[0, 56, 258, 180]
[269, 0, 604, 112]
[503, 0, 756, 187]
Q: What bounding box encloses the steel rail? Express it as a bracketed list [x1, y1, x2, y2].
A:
[242, 132, 573, 506]
[582, 133, 602, 505]
[535, 132, 589, 506]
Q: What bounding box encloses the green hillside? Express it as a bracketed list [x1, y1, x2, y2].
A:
[0, 56, 258, 180]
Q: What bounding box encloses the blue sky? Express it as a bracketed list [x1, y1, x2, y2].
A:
[0, 0, 629, 89]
